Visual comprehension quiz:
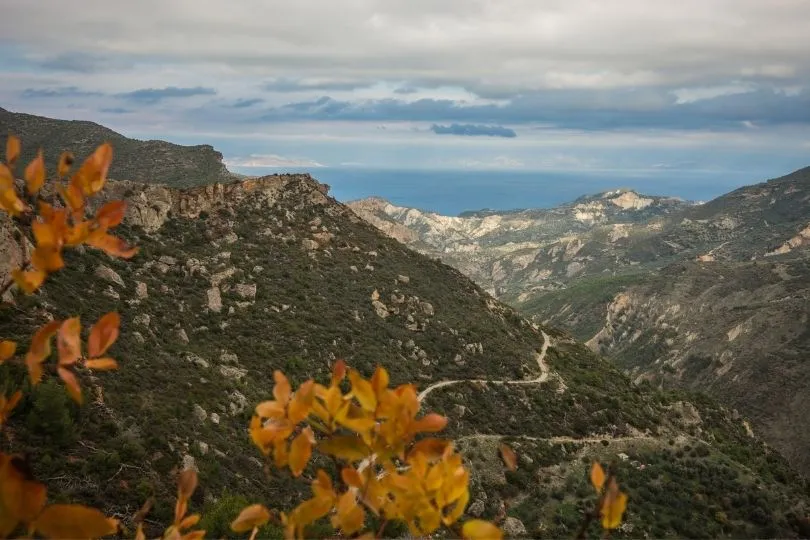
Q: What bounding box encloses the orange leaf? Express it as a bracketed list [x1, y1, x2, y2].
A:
[86, 231, 138, 258]
[331, 359, 347, 386]
[0, 340, 15, 363]
[273, 370, 292, 406]
[57, 317, 81, 366]
[34, 504, 118, 539]
[95, 200, 127, 228]
[0, 164, 28, 216]
[24, 150, 45, 195]
[318, 435, 371, 462]
[57, 151, 74, 177]
[58, 367, 82, 404]
[341, 467, 364, 489]
[411, 413, 448, 434]
[73, 142, 113, 195]
[12, 268, 45, 294]
[85, 357, 118, 371]
[87, 312, 120, 358]
[348, 369, 377, 412]
[58, 181, 85, 216]
[590, 462, 606, 492]
[64, 221, 92, 246]
[0, 454, 48, 524]
[499, 443, 517, 472]
[32, 220, 59, 249]
[5, 135, 20, 167]
[230, 504, 271, 533]
[289, 427, 315, 477]
[177, 468, 198, 501]
[178, 513, 201, 529]
[31, 246, 65, 273]
[332, 491, 365, 536]
[601, 482, 628, 530]
[288, 379, 315, 424]
[255, 400, 286, 419]
[462, 520, 503, 540]
[371, 365, 389, 396]
[180, 530, 206, 540]
[25, 319, 61, 384]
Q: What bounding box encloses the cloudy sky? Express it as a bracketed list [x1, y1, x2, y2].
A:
[1, 0, 809, 192]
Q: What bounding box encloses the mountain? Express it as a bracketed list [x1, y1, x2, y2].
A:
[2, 172, 808, 537]
[0, 107, 239, 187]
[349, 167, 810, 478]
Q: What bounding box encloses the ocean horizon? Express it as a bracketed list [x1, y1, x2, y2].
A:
[231, 166, 783, 216]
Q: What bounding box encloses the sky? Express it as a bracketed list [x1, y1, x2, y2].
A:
[1, 0, 809, 204]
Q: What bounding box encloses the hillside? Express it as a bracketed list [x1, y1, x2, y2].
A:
[349, 167, 810, 480]
[0, 107, 238, 187]
[2, 170, 809, 538]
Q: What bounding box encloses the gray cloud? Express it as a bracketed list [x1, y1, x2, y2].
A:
[117, 86, 216, 103]
[99, 107, 135, 114]
[228, 98, 264, 108]
[431, 124, 517, 138]
[262, 78, 373, 93]
[22, 86, 103, 98]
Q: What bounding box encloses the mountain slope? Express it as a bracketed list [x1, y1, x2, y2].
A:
[0, 107, 238, 187]
[2, 172, 808, 538]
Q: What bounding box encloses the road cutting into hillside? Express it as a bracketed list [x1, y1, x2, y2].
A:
[418, 330, 553, 403]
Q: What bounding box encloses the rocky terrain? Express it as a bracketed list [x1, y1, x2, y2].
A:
[2, 170, 809, 537]
[0, 107, 239, 187]
[350, 166, 810, 479]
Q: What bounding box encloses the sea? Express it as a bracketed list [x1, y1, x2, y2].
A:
[231, 167, 775, 216]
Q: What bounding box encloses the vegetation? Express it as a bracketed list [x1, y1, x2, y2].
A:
[0, 137, 635, 538]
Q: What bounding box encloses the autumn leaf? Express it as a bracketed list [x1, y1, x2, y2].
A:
[5, 135, 20, 167]
[85, 357, 119, 371]
[289, 427, 315, 477]
[58, 367, 82, 404]
[0, 391, 23, 425]
[177, 468, 198, 502]
[499, 443, 518, 472]
[0, 340, 15, 363]
[57, 151, 74, 177]
[462, 519, 503, 540]
[600, 479, 628, 529]
[288, 379, 315, 424]
[31, 246, 65, 273]
[348, 369, 377, 412]
[331, 491, 365, 536]
[34, 504, 118, 539]
[272, 370, 292, 406]
[178, 513, 201, 529]
[411, 413, 448, 434]
[25, 319, 61, 384]
[318, 435, 371, 462]
[86, 231, 138, 258]
[73, 142, 113, 195]
[24, 150, 45, 195]
[230, 504, 271, 533]
[95, 200, 128, 228]
[57, 317, 81, 366]
[590, 462, 606, 492]
[12, 268, 46, 294]
[0, 454, 47, 526]
[341, 467, 364, 489]
[331, 358, 347, 386]
[87, 312, 120, 358]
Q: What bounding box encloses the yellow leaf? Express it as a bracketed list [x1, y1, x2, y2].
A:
[5, 135, 20, 167]
[349, 369, 377, 412]
[12, 268, 46, 294]
[34, 504, 118, 539]
[0, 163, 28, 216]
[289, 427, 314, 477]
[230, 504, 271, 533]
[371, 365, 389, 396]
[25, 320, 61, 384]
[58, 367, 82, 404]
[590, 462, 606, 492]
[0, 340, 15, 363]
[341, 467, 364, 489]
[95, 200, 127, 228]
[600, 481, 628, 530]
[499, 443, 517, 472]
[273, 370, 292, 406]
[462, 520, 503, 540]
[288, 379, 315, 424]
[331, 491, 365, 536]
[273, 439, 289, 469]
[318, 435, 371, 462]
[87, 312, 120, 358]
[84, 357, 118, 371]
[57, 151, 74, 177]
[408, 438, 451, 461]
[24, 150, 45, 195]
[255, 400, 286, 419]
[57, 317, 81, 366]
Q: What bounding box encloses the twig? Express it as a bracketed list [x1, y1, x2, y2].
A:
[574, 466, 616, 540]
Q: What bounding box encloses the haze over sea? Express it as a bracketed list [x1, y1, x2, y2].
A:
[230, 167, 776, 216]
